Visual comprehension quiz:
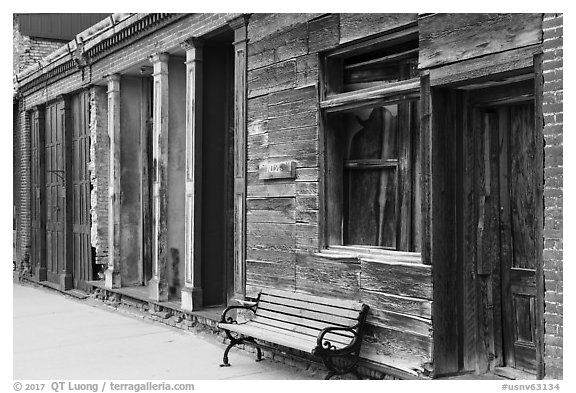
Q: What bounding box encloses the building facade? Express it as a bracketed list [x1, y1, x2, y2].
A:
[13, 13, 563, 379]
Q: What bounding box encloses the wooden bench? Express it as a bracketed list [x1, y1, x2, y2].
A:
[218, 288, 369, 379]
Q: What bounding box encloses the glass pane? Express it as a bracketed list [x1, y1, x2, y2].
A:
[344, 105, 398, 161]
[344, 168, 396, 247]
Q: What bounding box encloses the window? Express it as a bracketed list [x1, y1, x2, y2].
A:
[321, 28, 421, 252]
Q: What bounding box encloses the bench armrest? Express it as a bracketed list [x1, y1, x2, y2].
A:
[313, 304, 369, 356]
[220, 300, 259, 324]
[314, 326, 362, 356]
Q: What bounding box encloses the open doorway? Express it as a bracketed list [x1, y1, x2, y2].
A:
[200, 33, 235, 307]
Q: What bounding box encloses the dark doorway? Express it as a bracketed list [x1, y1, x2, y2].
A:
[201, 35, 234, 307]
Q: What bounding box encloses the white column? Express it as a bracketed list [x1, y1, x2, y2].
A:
[180, 38, 204, 311]
[105, 73, 121, 289]
[148, 52, 170, 301]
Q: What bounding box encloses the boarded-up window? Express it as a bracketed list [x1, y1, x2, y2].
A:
[322, 28, 421, 251]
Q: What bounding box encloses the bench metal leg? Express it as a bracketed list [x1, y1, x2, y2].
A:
[220, 337, 243, 367]
[255, 346, 262, 362]
[324, 371, 336, 380]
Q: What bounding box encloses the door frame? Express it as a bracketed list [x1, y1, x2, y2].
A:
[460, 73, 544, 376]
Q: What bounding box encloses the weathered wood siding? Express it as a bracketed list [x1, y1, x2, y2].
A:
[419, 13, 543, 69]
[245, 13, 430, 376]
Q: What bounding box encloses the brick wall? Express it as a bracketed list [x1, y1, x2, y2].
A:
[542, 13, 563, 380]
[14, 108, 32, 272]
[13, 16, 66, 75]
[89, 86, 109, 269]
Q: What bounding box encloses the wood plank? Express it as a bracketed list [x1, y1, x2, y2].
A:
[360, 258, 432, 300]
[308, 14, 339, 53]
[246, 270, 295, 291]
[248, 22, 308, 71]
[296, 54, 319, 88]
[268, 126, 317, 144]
[361, 289, 432, 319]
[360, 324, 432, 368]
[430, 87, 458, 375]
[248, 60, 297, 99]
[510, 104, 537, 270]
[247, 13, 323, 44]
[295, 168, 320, 183]
[295, 253, 361, 300]
[295, 195, 319, 211]
[247, 197, 295, 223]
[339, 14, 417, 45]
[461, 90, 478, 371]
[259, 293, 362, 320]
[246, 222, 294, 238]
[268, 84, 317, 108]
[320, 78, 420, 112]
[246, 209, 295, 224]
[429, 45, 540, 87]
[246, 232, 295, 249]
[249, 318, 354, 346]
[420, 74, 432, 265]
[247, 95, 269, 136]
[256, 309, 354, 333]
[261, 287, 364, 311]
[419, 13, 543, 69]
[220, 322, 315, 353]
[247, 183, 296, 198]
[367, 309, 432, 336]
[328, 245, 422, 264]
[295, 209, 317, 225]
[295, 181, 318, 196]
[246, 247, 296, 264]
[268, 140, 318, 160]
[257, 302, 360, 327]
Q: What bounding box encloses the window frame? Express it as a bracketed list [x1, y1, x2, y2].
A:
[319, 26, 422, 254]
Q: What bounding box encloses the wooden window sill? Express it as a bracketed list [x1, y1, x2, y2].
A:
[318, 245, 423, 266]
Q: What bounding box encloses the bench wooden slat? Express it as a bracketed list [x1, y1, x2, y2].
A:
[252, 315, 356, 341]
[257, 301, 359, 327]
[250, 317, 354, 347]
[219, 322, 315, 353]
[255, 309, 357, 335]
[261, 288, 364, 311]
[259, 293, 362, 320]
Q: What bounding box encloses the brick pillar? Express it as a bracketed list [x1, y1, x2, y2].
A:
[89, 86, 109, 274]
[15, 104, 32, 273]
[181, 38, 203, 311]
[149, 52, 170, 302]
[105, 74, 122, 289]
[542, 13, 563, 380]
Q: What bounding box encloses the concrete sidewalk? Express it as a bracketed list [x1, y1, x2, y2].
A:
[13, 282, 322, 380]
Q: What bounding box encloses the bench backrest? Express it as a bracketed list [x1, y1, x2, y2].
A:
[252, 288, 368, 349]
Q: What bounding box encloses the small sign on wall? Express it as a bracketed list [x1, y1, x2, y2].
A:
[258, 160, 296, 180]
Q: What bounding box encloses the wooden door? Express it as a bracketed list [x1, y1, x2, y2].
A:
[31, 108, 46, 279]
[499, 103, 538, 373]
[71, 92, 92, 290]
[45, 102, 66, 284]
[477, 101, 538, 374]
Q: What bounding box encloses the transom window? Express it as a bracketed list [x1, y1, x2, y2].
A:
[321, 28, 421, 252]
